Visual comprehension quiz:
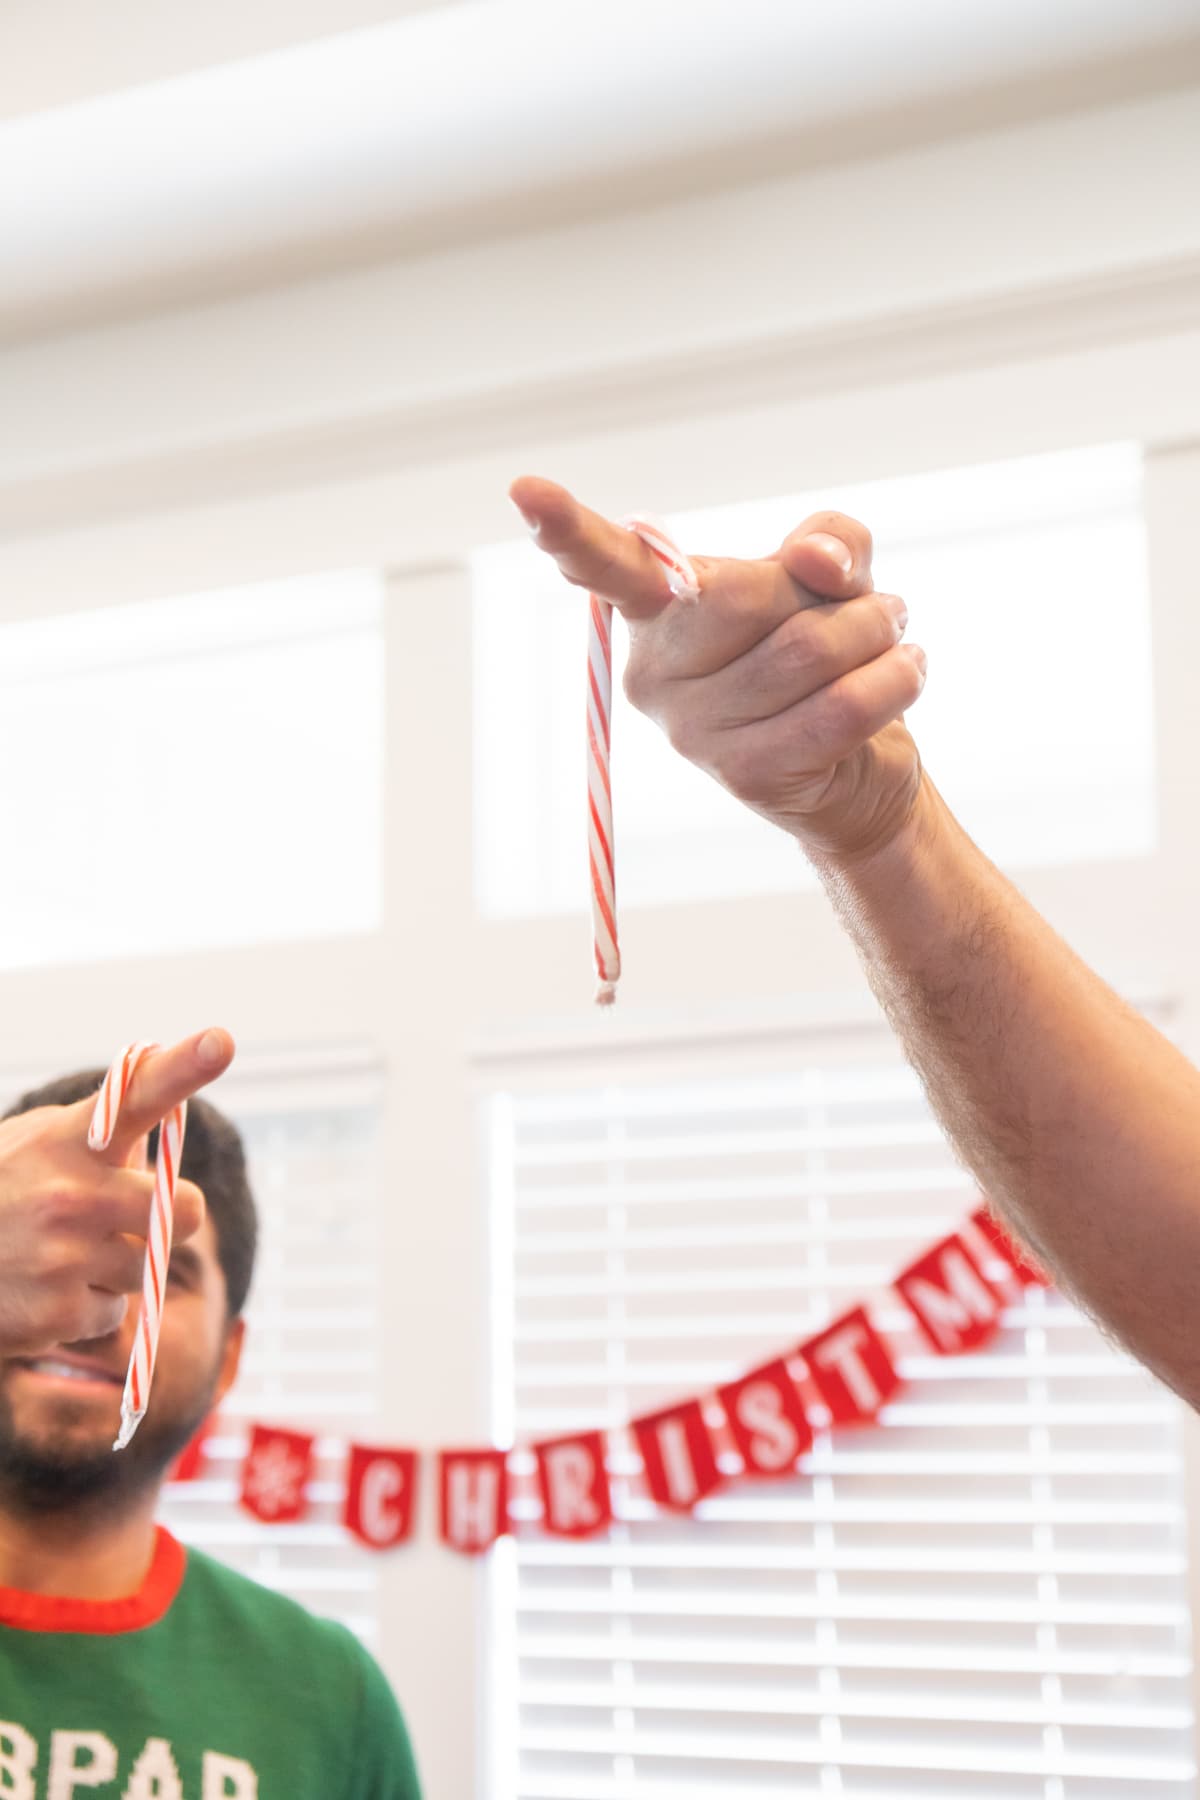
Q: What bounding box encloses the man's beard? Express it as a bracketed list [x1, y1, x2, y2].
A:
[0, 1371, 219, 1519]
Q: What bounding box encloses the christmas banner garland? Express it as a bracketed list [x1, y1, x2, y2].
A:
[175, 1204, 1048, 1555]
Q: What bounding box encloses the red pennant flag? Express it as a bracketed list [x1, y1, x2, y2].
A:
[170, 1411, 215, 1483]
[344, 1444, 418, 1549]
[718, 1357, 813, 1477]
[439, 1449, 509, 1554]
[632, 1399, 723, 1512]
[240, 1424, 314, 1523]
[895, 1232, 1004, 1354]
[534, 1431, 613, 1538]
[971, 1203, 1051, 1287]
[800, 1305, 902, 1425]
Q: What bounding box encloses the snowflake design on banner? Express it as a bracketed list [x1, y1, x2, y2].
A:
[244, 1437, 308, 1520]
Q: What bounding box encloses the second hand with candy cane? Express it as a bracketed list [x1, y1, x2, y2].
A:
[88, 1042, 188, 1451]
[588, 513, 700, 1005]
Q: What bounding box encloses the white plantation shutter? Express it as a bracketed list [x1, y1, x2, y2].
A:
[156, 1053, 384, 1646]
[486, 1021, 1197, 1798]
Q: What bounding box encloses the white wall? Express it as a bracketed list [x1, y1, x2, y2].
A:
[0, 64, 1198, 1798]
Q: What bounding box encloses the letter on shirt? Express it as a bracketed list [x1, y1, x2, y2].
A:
[48, 1731, 117, 1797]
[201, 1752, 258, 1798]
[123, 1737, 184, 1800]
[0, 1721, 36, 1800]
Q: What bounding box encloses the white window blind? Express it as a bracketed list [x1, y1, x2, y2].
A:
[486, 1023, 1196, 1797]
[156, 1054, 384, 1647]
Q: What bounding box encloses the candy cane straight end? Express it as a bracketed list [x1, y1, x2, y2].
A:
[586, 515, 698, 1002]
[113, 1406, 144, 1452]
[89, 1042, 187, 1456]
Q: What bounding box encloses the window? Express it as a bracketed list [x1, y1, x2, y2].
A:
[473, 444, 1152, 917]
[486, 1022, 1195, 1796]
[0, 571, 383, 969]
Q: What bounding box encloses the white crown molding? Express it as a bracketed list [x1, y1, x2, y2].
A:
[2, 250, 1198, 540]
[1, 0, 1198, 341]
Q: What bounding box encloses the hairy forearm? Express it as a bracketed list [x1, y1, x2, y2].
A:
[810, 775, 1200, 1407]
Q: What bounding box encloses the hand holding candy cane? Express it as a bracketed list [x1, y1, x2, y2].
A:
[511, 477, 923, 976]
[0, 1028, 233, 1363]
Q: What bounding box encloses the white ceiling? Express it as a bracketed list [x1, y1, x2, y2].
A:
[2, 0, 1198, 342]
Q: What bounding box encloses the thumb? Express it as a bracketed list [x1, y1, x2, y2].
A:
[775, 511, 874, 601]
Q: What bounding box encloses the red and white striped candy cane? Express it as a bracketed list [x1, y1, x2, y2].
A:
[87, 1042, 188, 1451]
[588, 513, 700, 1005]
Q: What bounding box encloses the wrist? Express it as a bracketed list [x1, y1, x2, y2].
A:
[803, 768, 946, 900]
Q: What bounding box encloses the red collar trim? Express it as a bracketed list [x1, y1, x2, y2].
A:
[0, 1526, 185, 1635]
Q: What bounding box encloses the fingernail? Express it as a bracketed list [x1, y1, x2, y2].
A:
[903, 643, 928, 689]
[886, 594, 909, 636]
[809, 532, 854, 576]
[196, 1029, 226, 1068]
[510, 497, 541, 536]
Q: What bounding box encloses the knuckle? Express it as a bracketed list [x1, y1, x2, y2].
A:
[621, 658, 651, 714]
[664, 709, 709, 767]
[822, 678, 872, 743]
[718, 743, 767, 805]
[875, 594, 903, 648]
[774, 613, 826, 682]
[35, 1181, 82, 1232]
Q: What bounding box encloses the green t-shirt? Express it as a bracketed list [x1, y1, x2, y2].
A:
[0, 1527, 421, 1798]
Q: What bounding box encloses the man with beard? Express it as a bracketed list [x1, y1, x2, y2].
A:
[0, 1039, 421, 1799]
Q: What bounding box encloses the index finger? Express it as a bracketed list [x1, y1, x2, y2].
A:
[510, 476, 683, 622]
[84, 1028, 236, 1165]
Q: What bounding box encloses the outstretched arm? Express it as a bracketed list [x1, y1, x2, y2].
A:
[512, 474, 1200, 1408]
[811, 776, 1200, 1405]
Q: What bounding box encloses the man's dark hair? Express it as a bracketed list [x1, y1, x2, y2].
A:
[4, 1072, 258, 1318]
